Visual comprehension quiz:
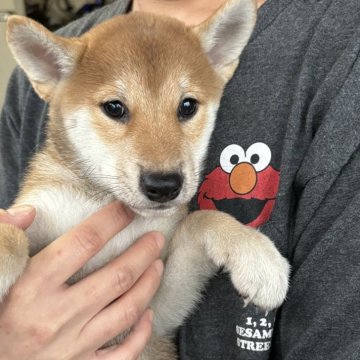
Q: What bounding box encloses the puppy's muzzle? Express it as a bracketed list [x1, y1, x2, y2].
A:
[140, 172, 183, 203]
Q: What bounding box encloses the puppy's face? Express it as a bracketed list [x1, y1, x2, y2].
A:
[7, 1, 257, 216]
[54, 14, 222, 216]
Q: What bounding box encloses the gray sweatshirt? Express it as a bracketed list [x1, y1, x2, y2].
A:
[1, 0, 360, 359]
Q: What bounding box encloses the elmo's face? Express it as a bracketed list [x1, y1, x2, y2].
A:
[197, 143, 280, 228]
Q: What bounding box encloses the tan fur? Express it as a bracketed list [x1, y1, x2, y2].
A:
[0, 224, 28, 298]
[0, 224, 28, 259]
[2, 1, 290, 358]
[49, 13, 223, 174]
[139, 335, 178, 360]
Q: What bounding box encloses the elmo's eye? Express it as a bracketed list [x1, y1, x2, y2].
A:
[178, 98, 198, 121]
[245, 143, 271, 172]
[102, 101, 128, 121]
[220, 144, 246, 173]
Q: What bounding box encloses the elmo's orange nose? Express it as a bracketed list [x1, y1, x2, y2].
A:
[230, 162, 257, 195]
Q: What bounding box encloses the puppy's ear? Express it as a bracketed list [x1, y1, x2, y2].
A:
[6, 15, 83, 101]
[192, 0, 257, 81]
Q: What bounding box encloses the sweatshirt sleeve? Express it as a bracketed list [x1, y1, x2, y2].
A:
[271, 48, 360, 360]
[0, 68, 31, 209]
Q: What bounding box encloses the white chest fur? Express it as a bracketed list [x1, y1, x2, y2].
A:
[22, 186, 185, 279]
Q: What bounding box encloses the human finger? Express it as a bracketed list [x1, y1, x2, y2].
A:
[0, 205, 35, 229]
[94, 309, 153, 360]
[80, 259, 163, 349]
[68, 232, 164, 317]
[30, 202, 134, 285]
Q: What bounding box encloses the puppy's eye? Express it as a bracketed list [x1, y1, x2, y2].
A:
[178, 98, 198, 121]
[102, 100, 128, 120]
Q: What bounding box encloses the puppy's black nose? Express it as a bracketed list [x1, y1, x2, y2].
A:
[141, 172, 183, 203]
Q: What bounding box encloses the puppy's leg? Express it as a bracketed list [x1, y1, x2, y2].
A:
[104, 329, 177, 360]
[150, 216, 218, 337]
[0, 223, 28, 301]
[151, 210, 289, 337]
[140, 335, 177, 360]
[187, 210, 290, 311]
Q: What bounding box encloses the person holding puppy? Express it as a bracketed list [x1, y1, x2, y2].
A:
[1, 0, 360, 359]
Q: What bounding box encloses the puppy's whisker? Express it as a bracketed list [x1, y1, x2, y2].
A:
[53, 125, 78, 136]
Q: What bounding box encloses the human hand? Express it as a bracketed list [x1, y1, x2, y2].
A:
[0, 202, 164, 360]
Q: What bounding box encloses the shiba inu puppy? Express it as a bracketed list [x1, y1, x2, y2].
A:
[2, 0, 290, 357]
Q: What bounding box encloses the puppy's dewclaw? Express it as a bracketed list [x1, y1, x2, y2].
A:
[4, 0, 289, 357]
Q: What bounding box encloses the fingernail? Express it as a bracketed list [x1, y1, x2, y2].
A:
[122, 204, 135, 220]
[7, 205, 34, 216]
[154, 233, 165, 250]
[135, 309, 153, 330]
[144, 308, 153, 323]
[153, 259, 164, 276]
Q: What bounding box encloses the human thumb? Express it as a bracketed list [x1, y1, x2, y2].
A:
[0, 205, 36, 230]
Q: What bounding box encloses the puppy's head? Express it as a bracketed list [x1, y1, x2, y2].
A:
[7, 0, 256, 216]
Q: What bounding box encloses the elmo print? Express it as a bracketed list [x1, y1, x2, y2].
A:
[198, 143, 280, 228]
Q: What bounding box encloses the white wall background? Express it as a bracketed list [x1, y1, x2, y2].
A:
[0, 0, 109, 108]
[0, 0, 25, 108]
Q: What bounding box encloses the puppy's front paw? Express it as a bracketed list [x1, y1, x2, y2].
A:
[228, 230, 290, 311]
[205, 221, 290, 311]
[0, 223, 29, 302]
